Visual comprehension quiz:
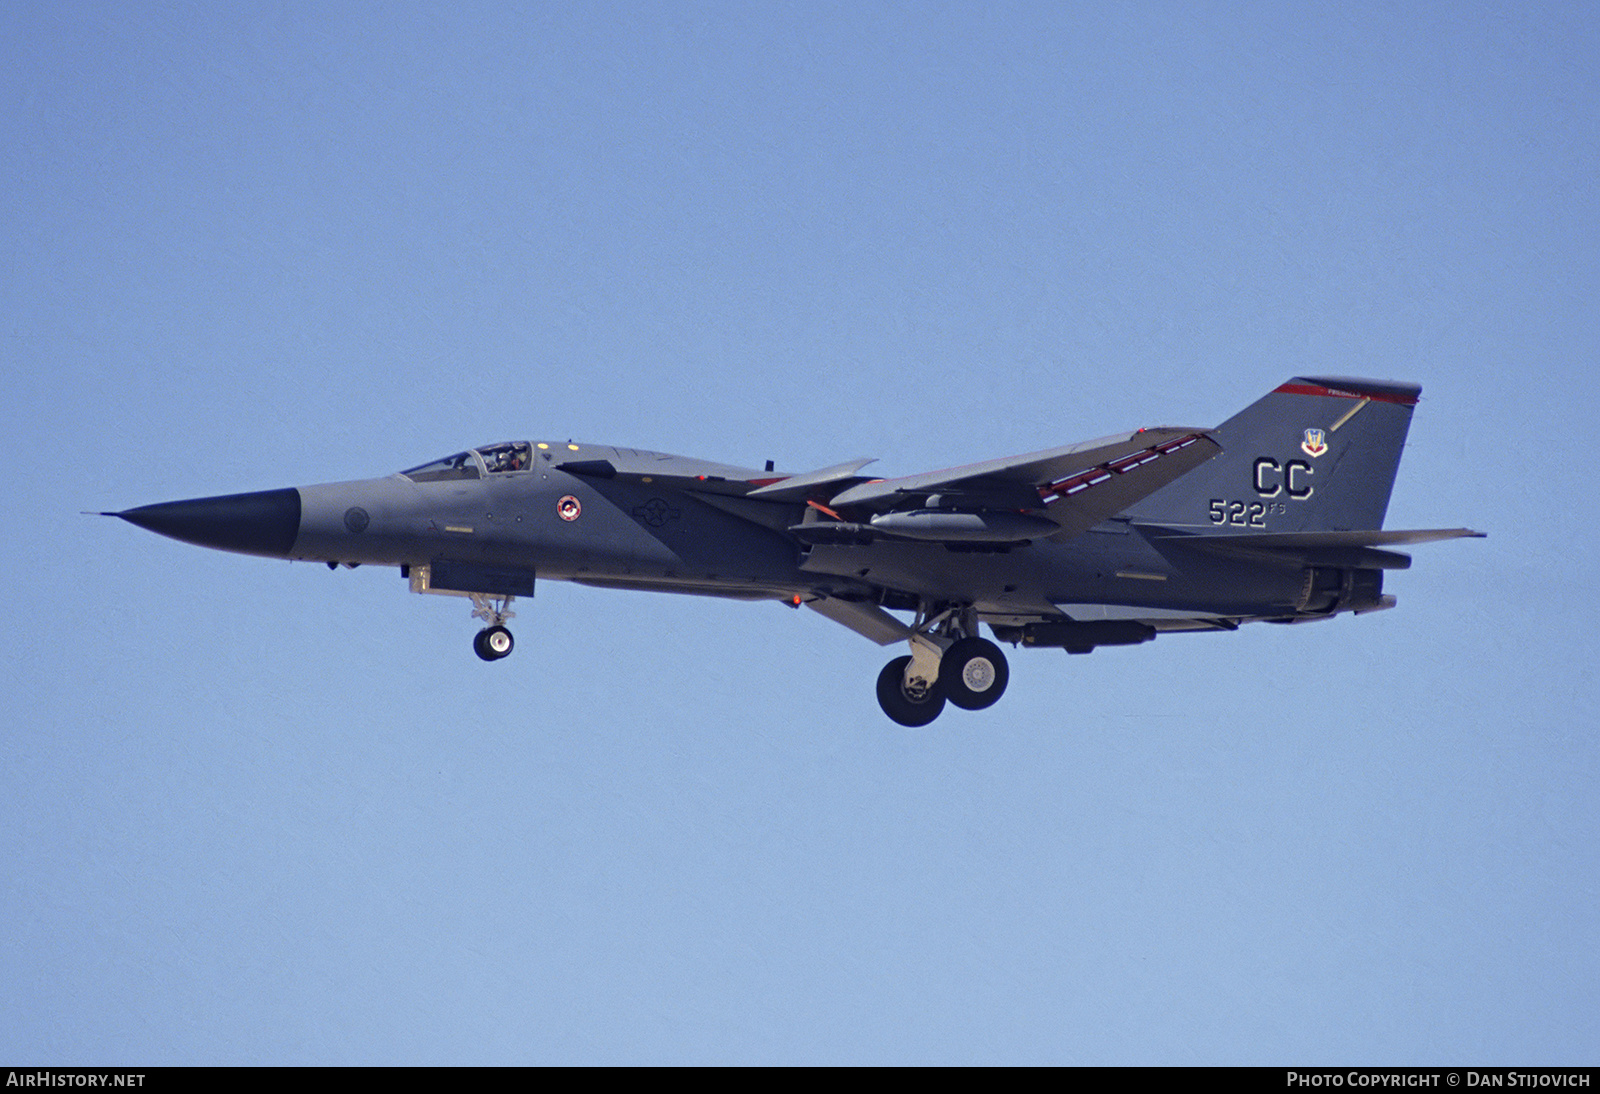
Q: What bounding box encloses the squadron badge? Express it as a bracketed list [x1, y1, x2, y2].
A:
[1301, 428, 1328, 457]
[557, 495, 582, 521]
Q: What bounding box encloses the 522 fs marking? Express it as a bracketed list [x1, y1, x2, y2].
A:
[109, 378, 1481, 726]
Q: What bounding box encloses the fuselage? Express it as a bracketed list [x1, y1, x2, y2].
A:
[121, 438, 1319, 627]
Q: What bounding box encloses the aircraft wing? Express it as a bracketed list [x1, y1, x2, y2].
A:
[826, 428, 1220, 539]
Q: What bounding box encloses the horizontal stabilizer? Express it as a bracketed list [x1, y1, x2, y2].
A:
[1152, 527, 1484, 570]
[1153, 527, 1485, 547]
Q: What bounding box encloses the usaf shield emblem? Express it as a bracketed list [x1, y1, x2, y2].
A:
[1301, 428, 1328, 457]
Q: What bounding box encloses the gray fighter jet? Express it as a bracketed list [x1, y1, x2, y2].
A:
[108, 377, 1481, 725]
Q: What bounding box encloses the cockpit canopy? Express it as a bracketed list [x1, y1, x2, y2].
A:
[401, 442, 532, 482]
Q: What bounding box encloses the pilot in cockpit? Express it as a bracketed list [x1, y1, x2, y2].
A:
[480, 442, 530, 473]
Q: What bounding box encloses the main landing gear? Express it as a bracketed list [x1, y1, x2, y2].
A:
[875, 607, 1010, 727]
[470, 593, 516, 662]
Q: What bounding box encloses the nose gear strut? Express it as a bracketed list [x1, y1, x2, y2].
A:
[470, 593, 516, 662]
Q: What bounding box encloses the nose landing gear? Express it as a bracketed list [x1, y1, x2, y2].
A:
[469, 593, 516, 662]
[404, 565, 523, 664]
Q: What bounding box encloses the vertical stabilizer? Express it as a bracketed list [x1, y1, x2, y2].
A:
[1124, 377, 1420, 533]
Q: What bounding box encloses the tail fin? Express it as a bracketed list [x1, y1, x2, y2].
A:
[1125, 377, 1420, 533]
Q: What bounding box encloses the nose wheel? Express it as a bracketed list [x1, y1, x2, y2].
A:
[468, 593, 516, 661]
[474, 625, 515, 661]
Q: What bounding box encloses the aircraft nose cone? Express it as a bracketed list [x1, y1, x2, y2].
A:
[111, 488, 302, 558]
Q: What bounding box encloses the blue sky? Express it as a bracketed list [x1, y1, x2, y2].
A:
[3, 0, 1596, 1064]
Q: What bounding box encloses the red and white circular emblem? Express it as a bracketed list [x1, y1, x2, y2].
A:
[557, 495, 582, 522]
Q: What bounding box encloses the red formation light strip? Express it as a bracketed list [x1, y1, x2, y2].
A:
[1038, 433, 1206, 503]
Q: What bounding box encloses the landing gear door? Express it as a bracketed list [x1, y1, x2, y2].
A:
[416, 559, 536, 599]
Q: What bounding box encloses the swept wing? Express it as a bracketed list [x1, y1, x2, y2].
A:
[824, 428, 1219, 540]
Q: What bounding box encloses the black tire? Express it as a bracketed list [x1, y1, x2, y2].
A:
[939, 637, 1009, 710]
[876, 655, 946, 727]
[473, 629, 494, 661]
[482, 625, 514, 660]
